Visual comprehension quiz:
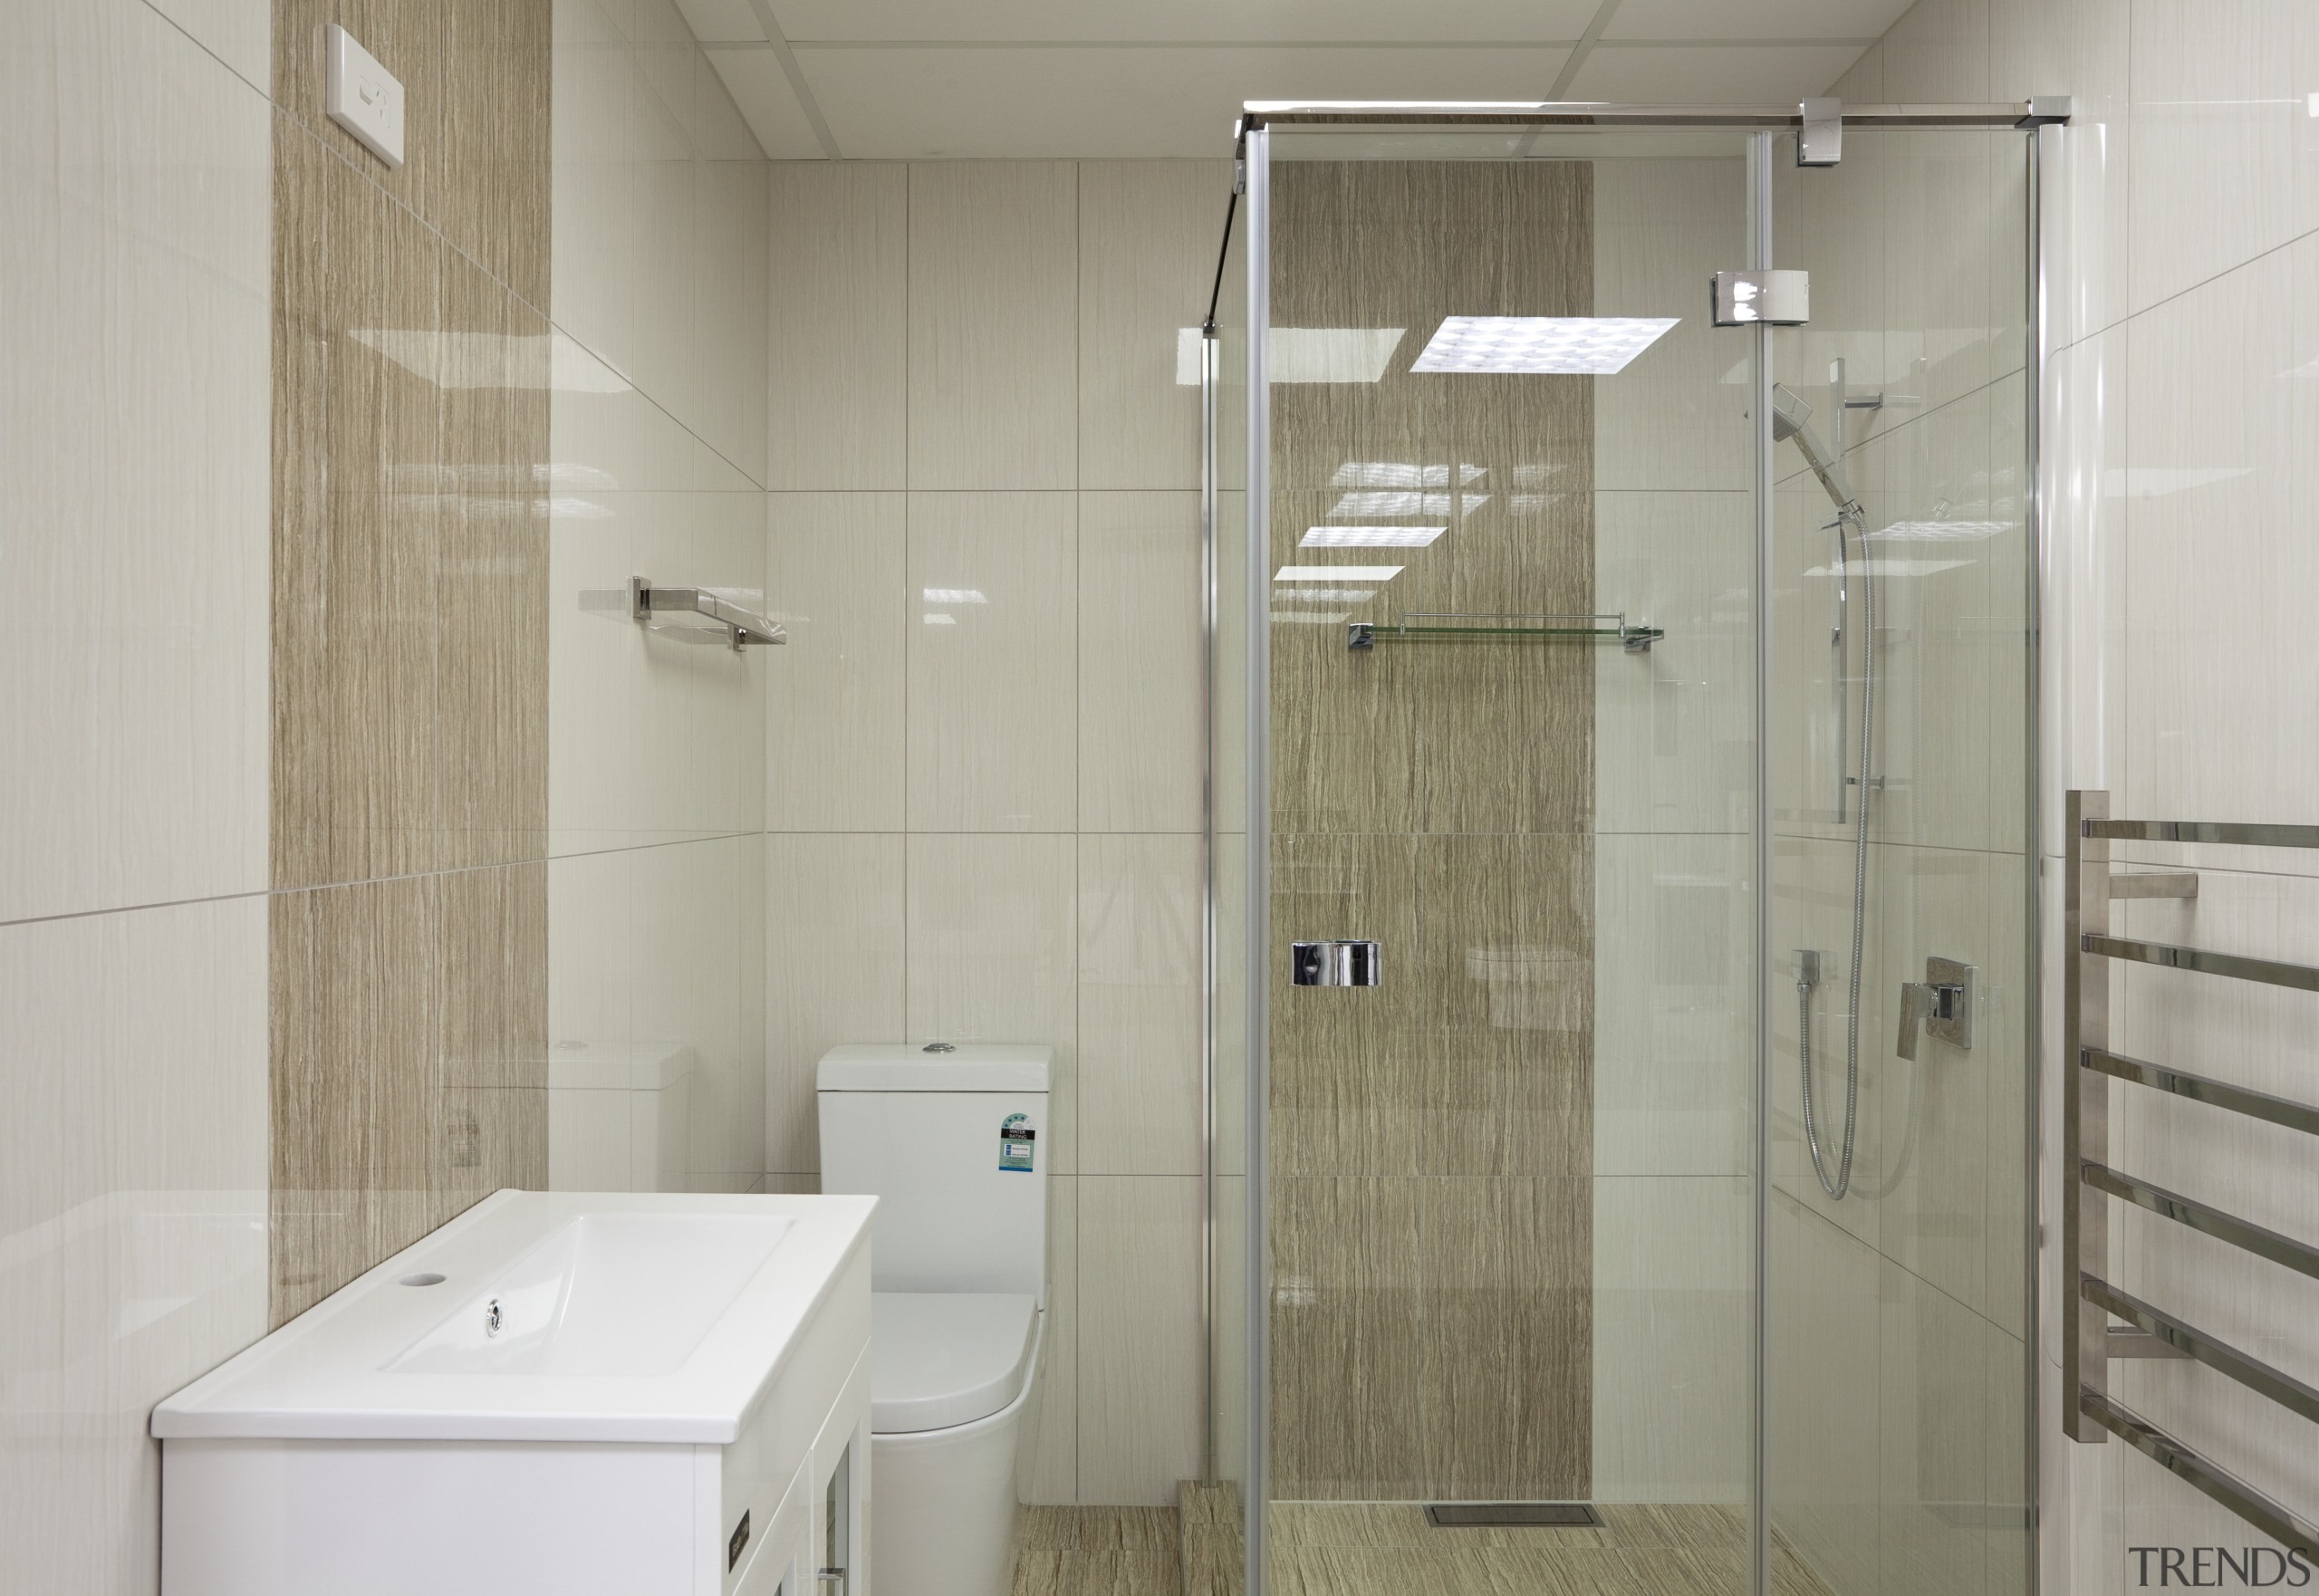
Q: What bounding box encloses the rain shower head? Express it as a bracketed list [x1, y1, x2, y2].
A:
[1771, 384, 1862, 516]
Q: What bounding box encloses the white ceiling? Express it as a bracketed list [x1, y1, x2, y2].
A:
[674, 0, 1910, 161]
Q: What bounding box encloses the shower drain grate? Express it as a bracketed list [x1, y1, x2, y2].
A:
[1425, 1503, 1603, 1529]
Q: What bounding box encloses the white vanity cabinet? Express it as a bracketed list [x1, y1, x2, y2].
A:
[154, 1193, 876, 1596]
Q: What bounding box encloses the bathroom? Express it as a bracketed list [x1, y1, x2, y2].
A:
[6, 0, 2319, 1592]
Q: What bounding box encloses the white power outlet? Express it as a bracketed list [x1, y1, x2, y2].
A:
[323, 24, 404, 169]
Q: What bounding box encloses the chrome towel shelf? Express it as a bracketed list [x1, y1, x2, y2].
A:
[2064, 789, 2319, 1561]
[1346, 612, 1664, 652]
[630, 576, 784, 649]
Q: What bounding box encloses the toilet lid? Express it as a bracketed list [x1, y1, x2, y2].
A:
[871, 1293, 1040, 1435]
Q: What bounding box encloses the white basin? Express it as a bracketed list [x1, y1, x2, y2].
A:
[153, 1191, 878, 1596]
[154, 1190, 871, 1444]
[387, 1212, 793, 1377]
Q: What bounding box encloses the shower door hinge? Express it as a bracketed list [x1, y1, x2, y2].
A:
[1710, 270, 1809, 327]
[1234, 159, 1246, 195]
[1798, 97, 1842, 166]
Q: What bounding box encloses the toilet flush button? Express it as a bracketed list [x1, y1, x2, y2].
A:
[323, 24, 404, 168]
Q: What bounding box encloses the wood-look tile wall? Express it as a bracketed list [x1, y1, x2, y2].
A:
[267, 1, 553, 1327]
[1268, 160, 1596, 1501]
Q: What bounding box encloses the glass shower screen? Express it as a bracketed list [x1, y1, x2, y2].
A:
[1208, 109, 2036, 1596]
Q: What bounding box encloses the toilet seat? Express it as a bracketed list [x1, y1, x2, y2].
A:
[871, 1292, 1039, 1435]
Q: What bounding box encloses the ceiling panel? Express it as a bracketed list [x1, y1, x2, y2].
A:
[702, 46, 828, 158]
[1568, 43, 1870, 103]
[1603, 0, 1912, 42]
[796, 44, 1580, 159]
[766, 0, 1601, 44]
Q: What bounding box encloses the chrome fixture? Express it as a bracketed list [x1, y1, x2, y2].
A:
[1895, 956, 1976, 1060]
[1291, 940, 1381, 987]
[629, 575, 785, 649]
[1347, 612, 1663, 652]
[485, 1297, 502, 1337]
[2064, 789, 2319, 1562]
[1710, 268, 1810, 327]
[1797, 97, 1843, 166]
[1827, 357, 1886, 453]
[1776, 382, 1878, 1201]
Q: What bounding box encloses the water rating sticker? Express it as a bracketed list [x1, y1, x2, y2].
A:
[999, 1112, 1036, 1173]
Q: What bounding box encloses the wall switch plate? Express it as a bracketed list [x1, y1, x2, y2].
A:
[323, 24, 404, 168]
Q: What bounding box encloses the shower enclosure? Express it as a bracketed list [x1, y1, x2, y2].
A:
[1201, 102, 2044, 1596]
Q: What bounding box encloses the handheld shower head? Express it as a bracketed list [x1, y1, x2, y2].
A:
[1772, 384, 1862, 516]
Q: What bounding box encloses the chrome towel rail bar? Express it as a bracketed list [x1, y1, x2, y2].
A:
[1346, 611, 1664, 652]
[2064, 788, 2319, 1562]
[630, 575, 784, 649]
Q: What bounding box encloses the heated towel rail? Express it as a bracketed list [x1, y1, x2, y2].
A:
[2064, 789, 2319, 1559]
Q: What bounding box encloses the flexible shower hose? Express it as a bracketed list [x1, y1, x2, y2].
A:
[1800, 504, 1872, 1200]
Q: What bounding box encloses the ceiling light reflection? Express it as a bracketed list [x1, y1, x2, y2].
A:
[1300, 526, 1443, 549]
[1275, 564, 1402, 582]
[1411, 315, 1679, 375]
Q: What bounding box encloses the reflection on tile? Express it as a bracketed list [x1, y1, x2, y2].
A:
[0, 0, 271, 923]
[1077, 161, 1229, 491]
[1078, 836, 1202, 1176]
[1080, 492, 1203, 832]
[908, 161, 1078, 490]
[1078, 1177, 1204, 1505]
[764, 832, 905, 1178]
[769, 493, 907, 831]
[906, 833, 1079, 1168]
[769, 162, 909, 489]
[906, 492, 1078, 832]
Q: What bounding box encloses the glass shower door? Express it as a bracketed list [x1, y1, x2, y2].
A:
[1764, 125, 2035, 1596]
[1247, 125, 1764, 1596]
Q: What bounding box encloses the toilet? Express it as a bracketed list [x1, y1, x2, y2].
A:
[816, 1043, 1052, 1596]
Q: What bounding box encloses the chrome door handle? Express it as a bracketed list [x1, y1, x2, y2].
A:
[1292, 940, 1381, 986]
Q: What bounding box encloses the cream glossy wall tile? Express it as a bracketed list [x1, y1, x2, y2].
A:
[1592, 159, 1752, 495]
[699, 155, 770, 483]
[1079, 492, 1203, 833]
[1, 0, 271, 923]
[1078, 835, 1202, 1177]
[0, 896, 269, 1594]
[767, 493, 906, 832]
[2126, 0, 2319, 322]
[906, 832, 1079, 1170]
[1767, 1190, 1883, 1596]
[1078, 1177, 1204, 1505]
[1593, 833, 1754, 1178]
[2121, 234, 2317, 832]
[765, 832, 906, 1178]
[149, 0, 271, 90]
[906, 492, 1079, 832]
[908, 162, 1079, 491]
[1593, 493, 1754, 838]
[1592, 1177, 1751, 1503]
[1021, 1175, 1080, 1504]
[1077, 161, 1229, 491]
[1881, 0, 1991, 101]
[767, 162, 908, 490]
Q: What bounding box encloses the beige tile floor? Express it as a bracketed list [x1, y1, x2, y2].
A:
[1012, 1505, 1183, 1596]
[1147, 1491, 1842, 1596]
